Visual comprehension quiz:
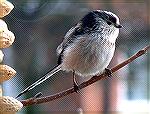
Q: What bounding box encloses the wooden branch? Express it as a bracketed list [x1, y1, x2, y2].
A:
[20, 45, 150, 106]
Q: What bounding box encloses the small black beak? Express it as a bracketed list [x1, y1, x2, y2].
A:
[114, 23, 122, 28]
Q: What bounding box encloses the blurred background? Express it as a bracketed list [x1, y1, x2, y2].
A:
[1, 0, 149, 114]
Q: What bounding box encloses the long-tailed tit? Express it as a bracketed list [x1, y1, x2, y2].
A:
[16, 10, 122, 98]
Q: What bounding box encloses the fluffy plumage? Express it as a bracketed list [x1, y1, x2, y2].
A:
[16, 10, 122, 98]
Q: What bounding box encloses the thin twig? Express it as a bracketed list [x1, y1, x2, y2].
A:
[20, 45, 150, 106]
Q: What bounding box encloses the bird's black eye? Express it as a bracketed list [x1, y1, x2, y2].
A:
[107, 21, 112, 25]
[108, 15, 117, 24]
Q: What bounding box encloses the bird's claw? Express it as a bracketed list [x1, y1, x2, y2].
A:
[73, 82, 80, 93]
[104, 68, 112, 77]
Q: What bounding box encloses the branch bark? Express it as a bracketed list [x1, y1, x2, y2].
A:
[20, 45, 150, 106]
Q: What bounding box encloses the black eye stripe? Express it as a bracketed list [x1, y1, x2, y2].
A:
[107, 21, 112, 25]
[108, 15, 117, 24]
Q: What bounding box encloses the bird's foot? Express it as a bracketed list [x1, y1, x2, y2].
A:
[104, 68, 112, 77]
[72, 70, 80, 93]
[73, 82, 80, 93]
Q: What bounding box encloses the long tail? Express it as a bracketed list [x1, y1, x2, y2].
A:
[16, 65, 61, 98]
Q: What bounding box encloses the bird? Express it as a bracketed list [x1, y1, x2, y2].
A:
[16, 10, 122, 98]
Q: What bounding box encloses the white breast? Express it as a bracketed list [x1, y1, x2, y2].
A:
[61, 33, 116, 77]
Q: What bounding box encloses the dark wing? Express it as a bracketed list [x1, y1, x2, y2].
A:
[56, 23, 84, 65]
[56, 11, 99, 65]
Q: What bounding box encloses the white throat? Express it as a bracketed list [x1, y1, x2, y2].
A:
[107, 28, 119, 43]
